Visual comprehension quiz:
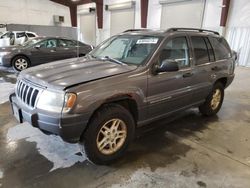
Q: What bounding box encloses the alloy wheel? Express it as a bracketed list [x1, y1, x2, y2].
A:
[211, 89, 221, 110]
[96, 118, 127, 155]
[15, 58, 28, 70]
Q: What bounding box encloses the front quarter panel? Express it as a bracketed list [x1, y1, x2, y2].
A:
[65, 67, 148, 122]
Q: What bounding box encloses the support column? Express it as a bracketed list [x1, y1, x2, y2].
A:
[141, 0, 149, 28]
[70, 5, 77, 27]
[220, 0, 231, 36]
[95, 0, 103, 29]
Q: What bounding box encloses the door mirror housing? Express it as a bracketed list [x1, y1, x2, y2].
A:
[156, 59, 179, 73]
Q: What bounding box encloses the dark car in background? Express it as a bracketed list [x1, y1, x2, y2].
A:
[0, 37, 93, 71]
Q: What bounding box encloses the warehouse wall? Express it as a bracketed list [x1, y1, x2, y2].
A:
[202, 0, 222, 32]
[226, 0, 250, 67]
[0, 0, 71, 26]
[101, 0, 141, 42]
[78, 0, 141, 45]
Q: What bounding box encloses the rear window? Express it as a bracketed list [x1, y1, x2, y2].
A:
[209, 37, 231, 60]
[191, 36, 210, 65]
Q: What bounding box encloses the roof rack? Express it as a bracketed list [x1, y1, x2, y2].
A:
[123, 29, 152, 33]
[166, 28, 220, 35]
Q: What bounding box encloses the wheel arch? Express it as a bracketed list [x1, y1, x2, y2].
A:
[80, 94, 139, 140]
[215, 77, 227, 88]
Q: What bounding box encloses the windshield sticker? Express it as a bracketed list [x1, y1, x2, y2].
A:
[136, 38, 158, 44]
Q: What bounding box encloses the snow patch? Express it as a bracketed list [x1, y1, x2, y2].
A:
[7, 122, 86, 171]
[0, 82, 15, 104]
[0, 169, 3, 179]
[6, 74, 17, 79]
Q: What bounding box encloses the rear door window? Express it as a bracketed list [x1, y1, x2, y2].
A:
[204, 37, 215, 62]
[191, 36, 210, 65]
[58, 39, 76, 47]
[209, 37, 231, 60]
[26, 33, 36, 37]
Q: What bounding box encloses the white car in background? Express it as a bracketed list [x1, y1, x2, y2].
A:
[0, 31, 38, 47]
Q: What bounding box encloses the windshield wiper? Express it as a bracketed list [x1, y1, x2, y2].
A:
[103, 56, 126, 66]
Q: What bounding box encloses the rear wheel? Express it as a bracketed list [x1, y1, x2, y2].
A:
[199, 82, 224, 116]
[80, 104, 135, 165]
[12, 56, 30, 71]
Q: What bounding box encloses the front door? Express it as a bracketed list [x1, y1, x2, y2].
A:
[147, 36, 194, 120]
[30, 39, 59, 65]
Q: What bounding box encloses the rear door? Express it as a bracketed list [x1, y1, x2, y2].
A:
[56, 39, 78, 59]
[147, 35, 195, 120]
[188, 35, 216, 103]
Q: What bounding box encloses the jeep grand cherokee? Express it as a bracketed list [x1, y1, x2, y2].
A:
[10, 28, 235, 164]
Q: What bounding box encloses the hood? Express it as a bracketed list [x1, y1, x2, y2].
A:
[20, 57, 137, 90]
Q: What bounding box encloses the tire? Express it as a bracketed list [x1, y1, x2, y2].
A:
[199, 82, 224, 116]
[80, 104, 135, 165]
[12, 56, 30, 71]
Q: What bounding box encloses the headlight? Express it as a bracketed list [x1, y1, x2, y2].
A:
[0, 52, 10, 56]
[36, 90, 77, 113]
[36, 90, 64, 113]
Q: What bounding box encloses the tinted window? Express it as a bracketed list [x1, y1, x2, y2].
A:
[160, 37, 190, 69]
[209, 37, 231, 60]
[58, 39, 76, 47]
[26, 33, 36, 37]
[191, 36, 209, 65]
[38, 39, 57, 48]
[204, 37, 215, 62]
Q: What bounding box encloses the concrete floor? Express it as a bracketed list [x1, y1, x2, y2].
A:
[0, 67, 250, 188]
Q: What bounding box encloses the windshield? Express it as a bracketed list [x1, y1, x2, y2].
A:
[90, 35, 162, 65]
[22, 38, 43, 47]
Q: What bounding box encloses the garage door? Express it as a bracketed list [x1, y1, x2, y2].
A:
[110, 8, 135, 36]
[79, 13, 96, 45]
[160, 0, 205, 29]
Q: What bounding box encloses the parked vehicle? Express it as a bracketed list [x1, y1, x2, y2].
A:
[10, 28, 235, 164]
[0, 31, 37, 47]
[0, 37, 93, 71]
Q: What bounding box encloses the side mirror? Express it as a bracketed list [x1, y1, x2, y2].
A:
[35, 44, 41, 49]
[156, 59, 179, 73]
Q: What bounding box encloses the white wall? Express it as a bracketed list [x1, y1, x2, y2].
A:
[227, 0, 250, 27]
[202, 0, 222, 32]
[0, 0, 71, 26]
[226, 0, 250, 66]
[77, 0, 141, 45]
[147, 0, 162, 29]
[101, 0, 141, 42]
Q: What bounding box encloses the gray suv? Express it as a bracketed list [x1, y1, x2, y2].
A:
[10, 28, 235, 164]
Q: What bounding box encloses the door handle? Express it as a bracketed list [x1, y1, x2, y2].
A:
[211, 66, 220, 71]
[50, 50, 56, 52]
[183, 72, 193, 78]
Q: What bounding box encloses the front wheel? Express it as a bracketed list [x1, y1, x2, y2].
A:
[199, 82, 224, 116]
[80, 104, 135, 165]
[12, 56, 30, 71]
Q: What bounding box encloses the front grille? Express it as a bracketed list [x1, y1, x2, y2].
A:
[16, 80, 40, 107]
